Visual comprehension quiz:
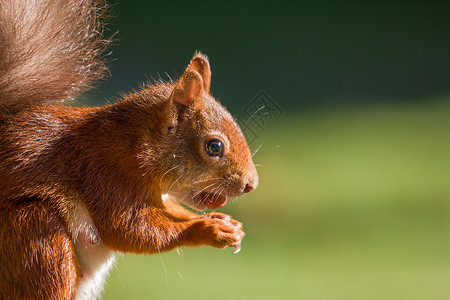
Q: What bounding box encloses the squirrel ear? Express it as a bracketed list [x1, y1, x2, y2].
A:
[186, 52, 211, 94]
[170, 69, 203, 107]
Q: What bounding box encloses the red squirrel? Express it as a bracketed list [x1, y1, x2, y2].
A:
[0, 0, 258, 299]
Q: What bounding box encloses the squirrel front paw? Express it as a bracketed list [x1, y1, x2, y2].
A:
[195, 214, 244, 251]
[201, 212, 242, 228]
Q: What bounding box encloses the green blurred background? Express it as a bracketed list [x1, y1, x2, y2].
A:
[86, 1, 449, 299]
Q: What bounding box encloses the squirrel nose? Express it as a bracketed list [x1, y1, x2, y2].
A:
[243, 165, 259, 194]
[244, 183, 254, 193]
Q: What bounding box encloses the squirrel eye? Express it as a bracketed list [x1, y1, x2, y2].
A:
[206, 139, 224, 157]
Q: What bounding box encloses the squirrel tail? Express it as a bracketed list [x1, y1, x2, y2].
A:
[0, 0, 112, 111]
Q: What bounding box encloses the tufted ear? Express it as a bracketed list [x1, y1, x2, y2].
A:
[170, 52, 211, 107]
[165, 53, 210, 126]
[170, 69, 203, 107]
[186, 52, 211, 94]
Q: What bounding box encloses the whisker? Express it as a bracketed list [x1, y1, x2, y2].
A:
[207, 182, 225, 198]
[192, 177, 223, 185]
[214, 186, 227, 202]
[190, 181, 221, 201]
[167, 173, 184, 194]
[229, 197, 239, 204]
[159, 165, 179, 187]
[244, 111, 270, 132]
[197, 181, 226, 207]
[253, 145, 281, 159]
[252, 138, 265, 157]
[243, 105, 266, 129]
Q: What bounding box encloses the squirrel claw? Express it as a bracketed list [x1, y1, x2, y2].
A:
[232, 244, 241, 254]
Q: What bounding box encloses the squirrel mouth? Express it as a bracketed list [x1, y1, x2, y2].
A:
[201, 192, 228, 209]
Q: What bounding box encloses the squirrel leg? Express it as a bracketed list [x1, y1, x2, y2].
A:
[0, 200, 78, 300]
[99, 204, 244, 253]
[162, 194, 242, 227]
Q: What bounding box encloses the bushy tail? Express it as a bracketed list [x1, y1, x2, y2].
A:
[0, 0, 112, 111]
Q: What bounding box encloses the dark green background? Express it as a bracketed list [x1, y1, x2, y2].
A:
[91, 0, 449, 112]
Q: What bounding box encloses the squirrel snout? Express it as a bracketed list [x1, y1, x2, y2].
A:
[243, 166, 259, 194]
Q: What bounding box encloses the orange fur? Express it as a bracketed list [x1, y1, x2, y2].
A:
[0, 199, 78, 299]
[0, 0, 258, 298]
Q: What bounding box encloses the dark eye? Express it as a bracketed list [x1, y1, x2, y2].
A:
[206, 139, 224, 157]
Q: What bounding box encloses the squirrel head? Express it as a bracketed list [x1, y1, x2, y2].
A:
[154, 52, 258, 210]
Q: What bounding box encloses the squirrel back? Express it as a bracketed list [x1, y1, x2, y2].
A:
[0, 0, 111, 112]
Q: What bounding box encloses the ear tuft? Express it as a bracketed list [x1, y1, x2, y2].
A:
[187, 51, 211, 94]
[193, 51, 209, 61]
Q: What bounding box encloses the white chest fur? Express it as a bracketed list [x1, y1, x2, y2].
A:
[65, 202, 116, 300]
[74, 242, 116, 300]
